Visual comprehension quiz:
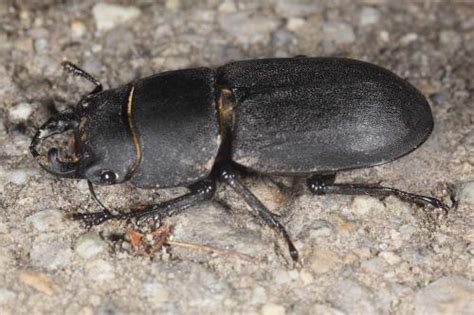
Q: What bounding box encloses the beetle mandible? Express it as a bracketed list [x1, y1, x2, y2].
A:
[30, 57, 449, 262]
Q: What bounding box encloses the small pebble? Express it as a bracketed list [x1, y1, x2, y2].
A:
[8, 102, 33, 120]
[359, 7, 380, 26]
[328, 280, 378, 315]
[142, 282, 170, 306]
[26, 210, 64, 232]
[273, 0, 320, 17]
[360, 257, 384, 274]
[71, 20, 87, 38]
[30, 236, 72, 270]
[0, 288, 16, 305]
[299, 269, 314, 285]
[457, 181, 474, 205]
[218, 12, 280, 46]
[75, 232, 108, 259]
[309, 247, 341, 274]
[439, 30, 462, 51]
[33, 38, 48, 52]
[274, 269, 291, 285]
[311, 304, 345, 315]
[86, 260, 115, 281]
[92, 3, 141, 32]
[286, 17, 306, 32]
[0, 168, 38, 188]
[350, 196, 385, 216]
[379, 251, 402, 265]
[415, 276, 474, 315]
[261, 303, 285, 315]
[322, 22, 355, 45]
[75, 180, 89, 193]
[0, 248, 14, 273]
[165, 0, 181, 11]
[19, 271, 55, 295]
[217, 0, 236, 13]
[0, 120, 6, 140]
[400, 33, 418, 45]
[250, 286, 268, 305]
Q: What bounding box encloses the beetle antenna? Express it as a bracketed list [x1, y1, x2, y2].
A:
[61, 61, 103, 94]
[87, 180, 112, 216]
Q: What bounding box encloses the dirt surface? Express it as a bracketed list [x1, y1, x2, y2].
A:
[0, 1, 473, 314]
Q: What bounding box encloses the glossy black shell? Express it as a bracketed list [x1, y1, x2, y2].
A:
[217, 58, 433, 175]
[75, 57, 433, 187]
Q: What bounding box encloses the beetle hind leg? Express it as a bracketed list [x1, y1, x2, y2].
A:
[307, 174, 449, 211]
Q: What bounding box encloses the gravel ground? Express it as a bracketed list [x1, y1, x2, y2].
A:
[1, 0, 473, 314]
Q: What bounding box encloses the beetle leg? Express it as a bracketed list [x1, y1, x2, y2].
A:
[124, 179, 216, 223]
[307, 175, 449, 212]
[219, 165, 299, 263]
[72, 179, 216, 227]
[71, 181, 115, 227]
[61, 61, 103, 94]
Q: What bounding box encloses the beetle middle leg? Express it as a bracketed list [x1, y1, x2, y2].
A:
[219, 165, 299, 263]
[307, 174, 449, 211]
[73, 179, 216, 226]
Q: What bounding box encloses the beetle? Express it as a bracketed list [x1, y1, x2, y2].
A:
[30, 57, 448, 262]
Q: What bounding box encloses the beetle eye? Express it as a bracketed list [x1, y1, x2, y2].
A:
[99, 170, 117, 184]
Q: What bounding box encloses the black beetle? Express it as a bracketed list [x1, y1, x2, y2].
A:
[30, 57, 448, 262]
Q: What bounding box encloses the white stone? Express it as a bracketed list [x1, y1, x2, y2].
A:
[311, 304, 345, 315]
[26, 210, 64, 232]
[261, 303, 285, 315]
[439, 30, 462, 51]
[350, 196, 385, 216]
[379, 251, 402, 265]
[0, 288, 16, 305]
[71, 20, 87, 38]
[250, 286, 267, 305]
[309, 247, 341, 274]
[359, 7, 380, 26]
[30, 237, 73, 270]
[8, 102, 33, 120]
[400, 33, 418, 45]
[457, 181, 474, 205]
[299, 269, 314, 285]
[218, 12, 280, 46]
[273, 0, 320, 17]
[415, 276, 474, 315]
[86, 260, 115, 281]
[322, 22, 355, 45]
[92, 3, 141, 32]
[328, 280, 378, 315]
[142, 282, 170, 306]
[75, 232, 107, 259]
[286, 17, 306, 32]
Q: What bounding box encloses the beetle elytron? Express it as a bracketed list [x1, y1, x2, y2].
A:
[30, 57, 448, 262]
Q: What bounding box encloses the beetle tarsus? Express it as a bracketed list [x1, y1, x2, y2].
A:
[72, 211, 115, 227]
[219, 165, 299, 263]
[61, 61, 103, 94]
[307, 175, 449, 211]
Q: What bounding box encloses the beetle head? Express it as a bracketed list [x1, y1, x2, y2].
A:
[30, 62, 138, 185]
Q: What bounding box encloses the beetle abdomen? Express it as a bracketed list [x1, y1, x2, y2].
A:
[217, 58, 433, 174]
[130, 68, 221, 187]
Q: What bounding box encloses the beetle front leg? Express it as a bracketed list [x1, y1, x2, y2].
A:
[219, 165, 299, 263]
[307, 174, 449, 211]
[73, 179, 216, 227]
[124, 179, 216, 223]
